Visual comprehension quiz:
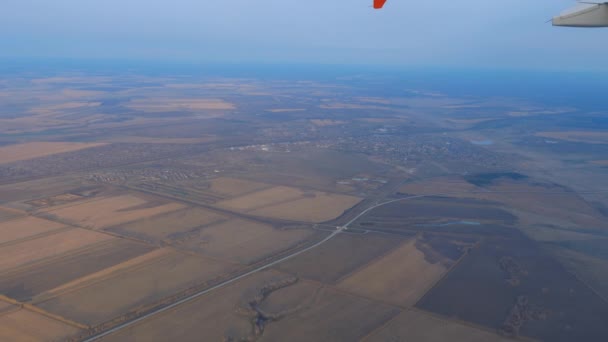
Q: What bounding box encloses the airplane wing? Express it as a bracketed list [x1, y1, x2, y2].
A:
[553, 2, 608, 27]
[374, 0, 387, 9]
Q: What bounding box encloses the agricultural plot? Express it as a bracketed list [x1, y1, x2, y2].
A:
[275, 233, 404, 284]
[251, 192, 362, 223]
[261, 287, 399, 342]
[176, 219, 318, 265]
[98, 270, 293, 342]
[209, 177, 271, 197]
[0, 302, 82, 342]
[217, 185, 361, 223]
[337, 238, 448, 307]
[106, 207, 227, 244]
[36, 249, 238, 326]
[416, 236, 608, 342]
[217, 186, 303, 211]
[45, 194, 184, 229]
[0, 141, 106, 164]
[364, 310, 512, 342]
[0, 207, 23, 222]
[0, 228, 114, 273]
[1, 238, 154, 302]
[0, 216, 68, 245]
[0, 176, 86, 205]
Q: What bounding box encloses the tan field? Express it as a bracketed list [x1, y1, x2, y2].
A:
[537, 131, 608, 144]
[310, 119, 345, 127]
[46, 194, 184, 229]
[217, 185, 361, 223]
[364, 309, 512, 342]
[0, 207, 25, 222]
[177, 219, 317, 265]
[0, 216, 68, 245]
[0, 228, 114, 272]
[101, 136, 216, 144]
[275, 233, 404, 284]
[36, 249, 238, 326]
[260, 287, 399, 342]
[0, 305, 82, 342]
[1, 239, 155, 302]
[127, 98, 235, 112]
[100, 270, 294, 342]
[217, 186, 304, 211]
[338, 239, 447, 307]
[0, 142, 106, 164]
[267, 108, 306, 113]
[209, 177, 271, 197]
[108, 207, 227, 243]
[399, 176, 478, 195]
[251, 192, 361, 223]
[474, 181, 604, 228]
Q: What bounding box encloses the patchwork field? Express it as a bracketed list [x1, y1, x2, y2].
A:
[100, 270, 398, 342]
[1, 238, 155, 302]
[0, 207, 24, 222]
[364, 310, 512, 342]
[126, 98, 235, 112]
[209, 177, 271, 197]
[96, 270, 293, 342]
[106, 207, 227, 244]
[176, 218, 318, 265]
[36, 249, 238, 326]
[0, 142, 106, 164]
[45, 194, 184, 229]
[0, 216, 68, 245]
[337, 238, 448, 307]
[0, 228, 114, 273]
[217, 185, 361, 222]
[275, 233, 405, 284]
[0, 301, 82, 342]
[260, 287, 399, 342]
[217, 186, 304, 211]
[251, 192, 362, 222]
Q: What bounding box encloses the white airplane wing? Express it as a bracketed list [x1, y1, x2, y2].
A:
[553, 2, 608, 27]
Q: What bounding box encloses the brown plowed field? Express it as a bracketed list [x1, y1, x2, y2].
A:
[275, 233, 404, 284]
[46, 194, 184, 229]
[0, 216, 68, 245]
[177, 219, 317, 265]
[338, 239, 447, 306]
[364, 310, 511, 342]
[0, 228, 114, 273]
[36, 249, 238, 326]
[0, 305, 82, 342]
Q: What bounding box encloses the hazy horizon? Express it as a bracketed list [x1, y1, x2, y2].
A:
[2, 0, 607, 71]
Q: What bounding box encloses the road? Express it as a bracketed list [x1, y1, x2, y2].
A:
[82, 194, 428, 342]
[82, 189, 608, 341]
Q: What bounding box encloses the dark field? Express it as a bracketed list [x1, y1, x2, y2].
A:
[417, 235, 608, 342]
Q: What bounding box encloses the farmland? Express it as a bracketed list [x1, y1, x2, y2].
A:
[0, 67, 607, 341]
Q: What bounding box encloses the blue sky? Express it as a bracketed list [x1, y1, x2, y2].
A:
[1, 0, 606, 70]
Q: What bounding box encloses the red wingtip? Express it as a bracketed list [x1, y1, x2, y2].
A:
[373, 0, 387, 9]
